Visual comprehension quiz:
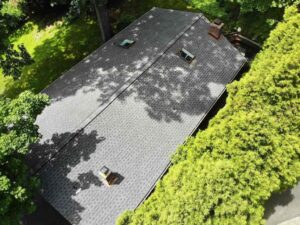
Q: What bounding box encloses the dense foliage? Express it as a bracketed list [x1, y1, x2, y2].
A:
[117, 5, 300, 225]
[0, 0, 25, 44]
[187, 0, 297, 42]
[228, 0, 295, 12]
[0, 44, 33, 79]
[0, 0, 104, 80]
[0, 91, 49, 225]
[0, 0, 33, 80]
[0, 17, 101, 98]
[188, 0, 296, 14]
[110, 0, 188, 33]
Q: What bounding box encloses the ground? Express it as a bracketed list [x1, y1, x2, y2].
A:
[0, 16, 101, 98]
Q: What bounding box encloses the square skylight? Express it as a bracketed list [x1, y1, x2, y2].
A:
[179, 48, 195, 63]
[118, 39, 135, 48]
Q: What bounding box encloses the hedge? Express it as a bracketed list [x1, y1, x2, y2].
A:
[117, 4, 300, 225]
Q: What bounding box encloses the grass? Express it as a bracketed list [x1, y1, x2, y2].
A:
[0, 16, 101, 98]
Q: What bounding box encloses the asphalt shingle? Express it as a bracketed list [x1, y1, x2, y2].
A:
[27, 7, 246, 225]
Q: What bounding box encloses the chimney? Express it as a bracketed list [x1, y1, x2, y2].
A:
[208, 19, 224, 40]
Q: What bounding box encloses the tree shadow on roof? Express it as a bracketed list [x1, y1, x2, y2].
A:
[26, 129, 105, 224]
[40, 8, 198, 101]
[70, 170, 103, 201]
[117, 59, 216, 122]
[40, 13, 244, 125]
[22, 194, 71, 225]
[27, 130, 105, 172]
[106, 21, 243, 122]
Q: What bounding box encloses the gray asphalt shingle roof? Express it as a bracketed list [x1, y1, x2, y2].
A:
[27, 7, 246, 225]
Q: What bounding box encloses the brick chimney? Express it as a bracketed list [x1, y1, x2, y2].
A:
[208, 19, 224, 40]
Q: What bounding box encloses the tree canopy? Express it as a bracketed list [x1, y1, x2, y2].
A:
[0, 0, 33, 79]
[188, 0, 297, 14]
[0, 44, 34, 80]
[117, 4, 300, 225]
[233, 0, 296, 12]
[0, 91, 49, 225]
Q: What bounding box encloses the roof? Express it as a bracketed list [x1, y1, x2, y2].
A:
[265, 181, 300, 225]
[26, 7, 246, 225]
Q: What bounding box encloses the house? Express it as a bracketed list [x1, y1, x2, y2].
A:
[24, 7, 246, 225]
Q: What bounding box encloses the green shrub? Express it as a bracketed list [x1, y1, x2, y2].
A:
[116, 211, 134, 225]
[117, 4, 300, 225]
[1, 0, 24, 18]
[0, 91, 49, 225]
[0, 0, 26, 45]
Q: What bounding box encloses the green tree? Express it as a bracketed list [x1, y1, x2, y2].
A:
[228, 0, 296, 13]
[0, 44, 34, 80]
[117, 4, 300, 225]
[0, 0, 33, 80]
[188, 0, 296, 42]
[0, 91, 49, 225]
[67, 0, 112, 41]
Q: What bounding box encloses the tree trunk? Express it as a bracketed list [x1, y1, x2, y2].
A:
[93, 0, 112, 42]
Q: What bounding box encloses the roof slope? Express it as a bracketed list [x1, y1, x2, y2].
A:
[27, 8, 201, 171]
[28, 7, 246, 225]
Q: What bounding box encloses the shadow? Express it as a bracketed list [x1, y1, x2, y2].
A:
[110, 172, 124, 185]
[117, 62, 214, 122]
[26, 130, 105, 173]
[110, 18, 245, 122]
[13, 10, 65, 36]
[25, 129, 105, 225]
[1, 17, 101, 98]
[31, 9, 69, 31]
[22, 194, 71, 225]
[9, 22, 36, 41]
[30, 8, 245, 143]
[110, 0, 189, 20]
[74, 170, 103, 191]
[22, 10, 245, 225]
[225, 7, 284, 44]
[193, 63, 249, 133]
[264, 189, 294, 220]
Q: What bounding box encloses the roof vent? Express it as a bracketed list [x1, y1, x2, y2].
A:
[208, 19, 224, 40]
[118, 39, 135, 49]
[178, 48, 195, 63]
[99, 166, 118, 186]
[99, 166, 111, 179]
[72, 183, 82, 195]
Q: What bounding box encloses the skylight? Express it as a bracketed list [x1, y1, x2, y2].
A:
[118, 39, 135, 49]
[179, 48, 195, 63]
